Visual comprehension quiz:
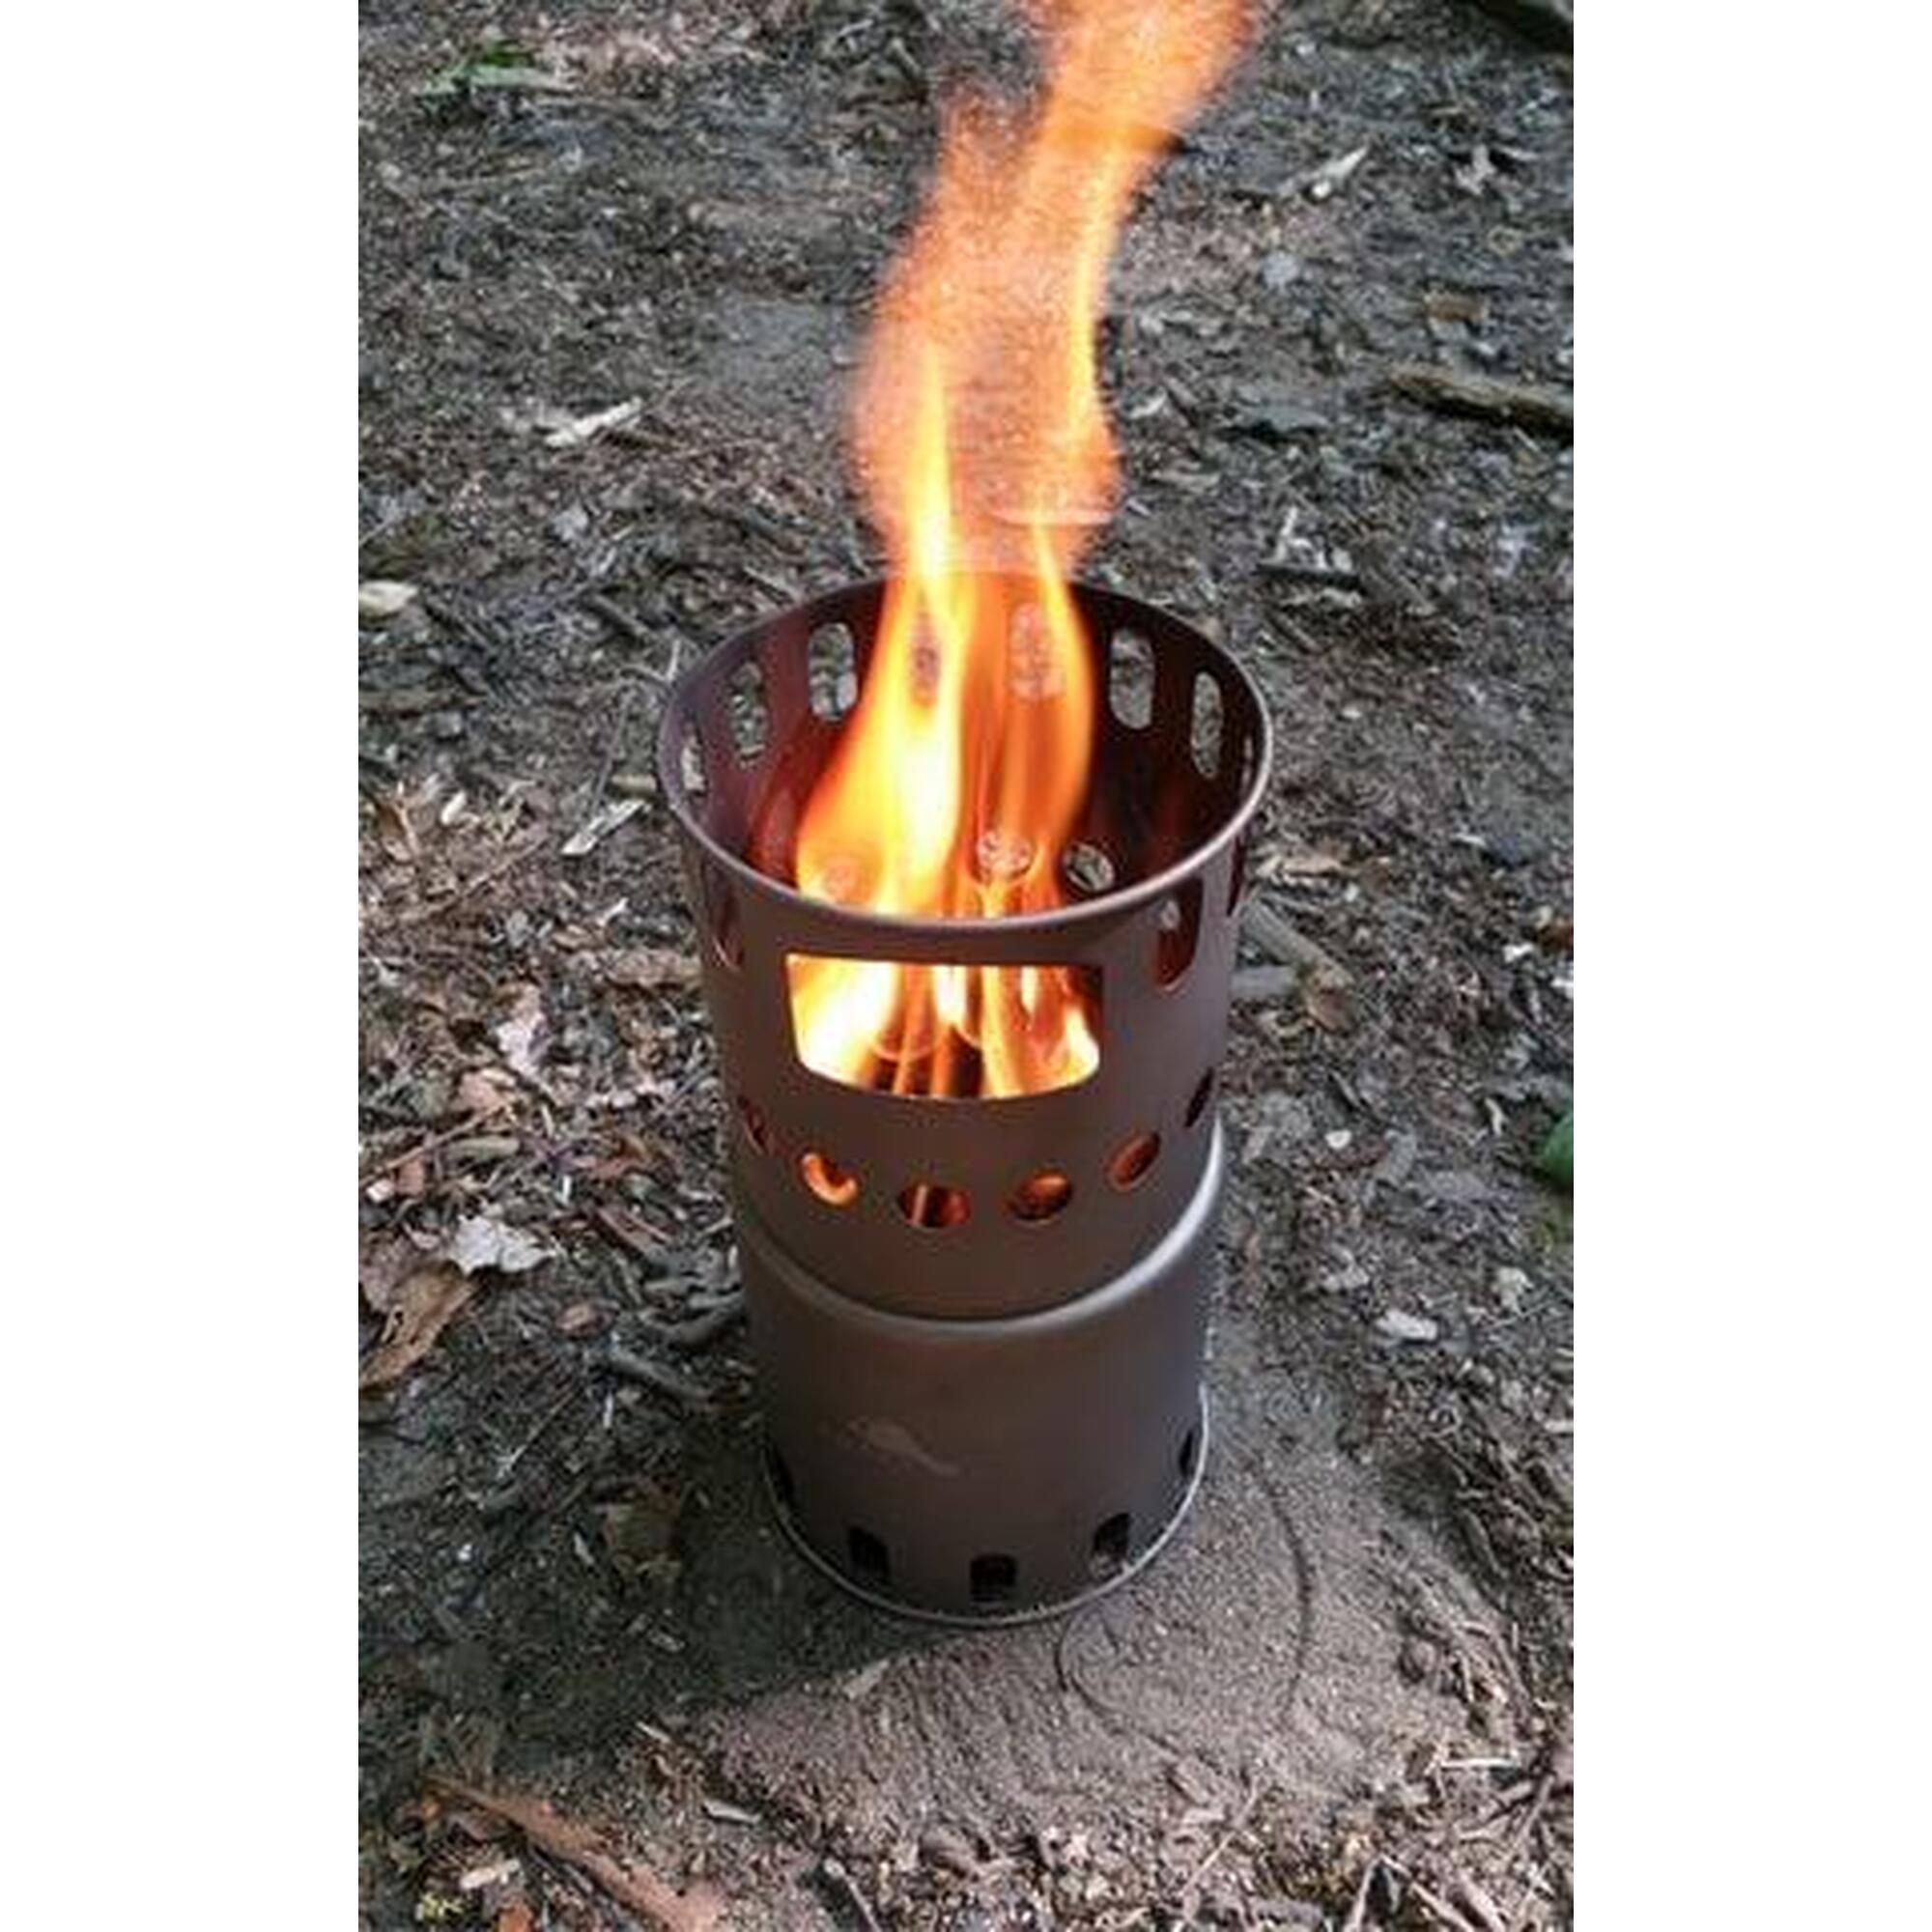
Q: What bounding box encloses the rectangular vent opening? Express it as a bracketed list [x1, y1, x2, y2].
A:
[786, 954, 1102, 1100]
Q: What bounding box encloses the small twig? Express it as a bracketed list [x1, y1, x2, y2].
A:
[602, 1347, 713, 1407]
[497, 1380, 582, 1481]
[819, 1855, 884, 1932]
[1451, 1876, 1511, 1932]
[396, 833, 548, 927]
[1341, 1857, 1379, 1932]
[1501, 1771, 1555, 1869]
[426, 1776, 725, 1932]
[1501, 1772, 1558, 1931]
[1387, 362, 1573, 439]
[1409, 1879, 1484, 1932]
[881, 36, 926, 95]
[360, 1116, 489, 1180]
[742, 561, 799, 604]
[580, 591, 674, 680]
[1178, 1776, 1267, 1918]
[591, 1204, 683, 1273]
[1242, 899, 1352, 986]
[639, 1292, 746, 1353]
[586, 682, 642, 817]
[631, 479, 807, 553]
[358, 505, 411, 552]
[422, 593, 507, 683]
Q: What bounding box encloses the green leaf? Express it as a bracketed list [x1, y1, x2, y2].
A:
[415, 42, 569, 101]
[469, 39, 538, 69]
[1536, 1109, 1573, 1189]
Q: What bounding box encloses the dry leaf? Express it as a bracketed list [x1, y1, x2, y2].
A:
[372, 790, 419, 864]
[495, 987, 547, 1081]
[1306, 144, 1368, 201]
[1274, 848, 1346, 878]
[557, 1300, 602, 1336]
[1454, 141, 1497, 197]
[496, 1907, 534, 1932]
[605, 947, 699, 991]
[359, 1264, 475, 1388]
[1303, 972, 1352, 1032]
[447, 1215, 551, 1277]
[543, 398, 642, 450]
[459, 1065, 521, 1119]
[460, 1858, 523, 1893]
[360, 1236, 438, 1314]
[359, 580, 419, 619]
[499, 401, 578, 438]
[1377, 1307, 1439, 1344]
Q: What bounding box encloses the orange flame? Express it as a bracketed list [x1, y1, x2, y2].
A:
[788, 0, 1250, 1098]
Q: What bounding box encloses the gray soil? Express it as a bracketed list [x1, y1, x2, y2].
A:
[359, 2, 1574, 1926]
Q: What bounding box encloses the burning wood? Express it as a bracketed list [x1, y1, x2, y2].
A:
[781, 1, 1254, 1098]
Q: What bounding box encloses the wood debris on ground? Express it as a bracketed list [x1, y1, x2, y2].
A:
[1386, 362, 1574, 438]
[428, 1776, 729, 1932]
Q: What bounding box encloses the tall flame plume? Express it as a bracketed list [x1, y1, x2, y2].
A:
[789, 0, 1251, 1099]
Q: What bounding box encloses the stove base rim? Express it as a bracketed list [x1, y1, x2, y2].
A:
[758, 1388, 1209, 1629]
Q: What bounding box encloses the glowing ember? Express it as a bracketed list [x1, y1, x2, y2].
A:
[787, 0, 1251, 1098]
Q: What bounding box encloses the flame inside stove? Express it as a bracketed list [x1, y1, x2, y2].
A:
[787, 0, 1250, 1098]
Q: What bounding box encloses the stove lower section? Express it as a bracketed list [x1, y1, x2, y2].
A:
[739, 1122, 1223, 1623]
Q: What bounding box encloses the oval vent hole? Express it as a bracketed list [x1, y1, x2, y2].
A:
[1109, 1130, 1161, 1190]
[727, 659, 770, 763]
[1190, 671, 1224, 779]
[1091, 1513, 1131, 1577]
[1185, 1069, 1215, 1129]
[1062, 839, 1115, 897]
[1109, 629, 1154, 728]
[808, 623, 859, 719]
[897, 1182, 969, 1230]
[970, 1553, 1017, 1605]
[1009, 1171, 1073, 1222]
[847, 1527, 890, 1585]
[1179, 1427, 1199, 1481]
[766, 1446, 795, 1512]
[678, 724, 708, 799]
[801, 1151, 860, 1207]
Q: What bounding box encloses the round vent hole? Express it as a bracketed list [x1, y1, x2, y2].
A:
[1009, 1171, 1073, 1222]
[897, 1182, 969, 1230]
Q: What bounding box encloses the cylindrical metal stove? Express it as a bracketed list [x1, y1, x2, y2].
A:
[658, 577, 1269, 1621]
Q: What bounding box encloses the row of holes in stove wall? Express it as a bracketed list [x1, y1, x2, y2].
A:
[768, 1425, 1200, 1602]
[696, 626, 1240, 782]
[737, 1068, 1213, 1228]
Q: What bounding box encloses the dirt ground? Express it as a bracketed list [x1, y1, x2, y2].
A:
[358, 2, 1574, 1926]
